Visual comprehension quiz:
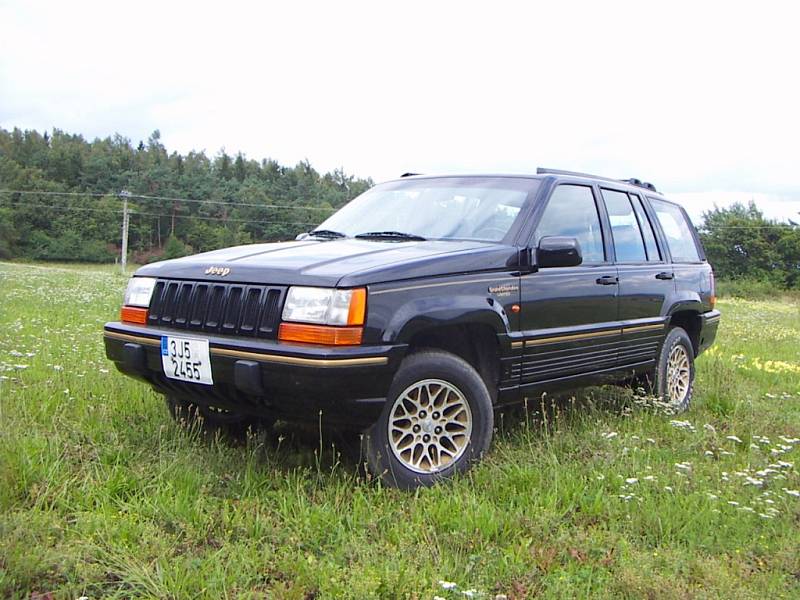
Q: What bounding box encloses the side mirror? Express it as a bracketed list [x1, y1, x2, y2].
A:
[536, 236, 582, 268]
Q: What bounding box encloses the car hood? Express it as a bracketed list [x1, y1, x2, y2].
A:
[135, 239, 518, 287]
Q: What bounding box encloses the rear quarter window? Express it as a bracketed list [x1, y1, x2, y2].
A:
[648, 198, 701, 263]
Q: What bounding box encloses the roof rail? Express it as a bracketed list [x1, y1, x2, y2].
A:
[400, 172, 422, 177]
[536, 167, 658, 192]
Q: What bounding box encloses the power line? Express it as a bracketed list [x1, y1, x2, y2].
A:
[0, 201, 318, 225]
[0, 188, 338, 212]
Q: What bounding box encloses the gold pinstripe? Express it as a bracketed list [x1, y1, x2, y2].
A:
[103, 330, 388, 368]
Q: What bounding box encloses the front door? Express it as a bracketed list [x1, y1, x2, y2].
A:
[518, 183, 619, 386]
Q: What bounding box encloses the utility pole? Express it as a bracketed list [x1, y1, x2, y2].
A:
[119, 190, 131, 273]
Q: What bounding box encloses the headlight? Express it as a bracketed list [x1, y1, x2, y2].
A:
[282, 286, 366, 326]
[123, 277, 157, 307]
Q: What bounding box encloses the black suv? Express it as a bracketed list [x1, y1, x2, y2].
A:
[104, 169, 720, 489]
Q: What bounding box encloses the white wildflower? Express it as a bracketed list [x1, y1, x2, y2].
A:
[783, 489, 800, 498]
[670, 420, 696, 432]
[625, 478, 638, 485]
[726, 435, 743, 443]
[664, 486, 673, 492]
[704, 423, 716, 433]
[601, 431, 618, 439]
[727, 501, 740, 506]
[439, 581, 458, 591]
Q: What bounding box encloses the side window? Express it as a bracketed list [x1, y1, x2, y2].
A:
[649, 198, 701, 262]
[601, 189, 646, 263]
[629, 193, 661, 261]
[534, 185, 605, 263]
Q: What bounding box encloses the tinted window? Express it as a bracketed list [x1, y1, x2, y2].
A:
[601, 189, 646, 262]
[629, 193, 661, 261]
[649, 198, 701, 262]
[534, 185, 604, 263]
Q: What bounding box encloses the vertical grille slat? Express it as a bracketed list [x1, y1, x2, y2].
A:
[143, 279, 286, 339]
[189, 284, 210, 327]
[257, 288, 283, 336]
[221, 286, 245, 334]
[205, 284, 227, 331]
[147, 281, 167, 325]
[239, 287, 263, 335]
[173, 282, 195, 327]
[160, 282, 180, 325]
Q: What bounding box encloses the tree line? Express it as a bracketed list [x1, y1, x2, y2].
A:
[1, 126, 798, 287]
[699, 202, 800, 289]
[0, 127, 371, 262]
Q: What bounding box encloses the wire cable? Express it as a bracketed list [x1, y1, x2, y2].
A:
[0, 188, 337, 212]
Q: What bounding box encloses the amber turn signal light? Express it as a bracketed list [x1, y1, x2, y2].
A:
[120, 305, 148, 324]
[347, 288, 367, 326]
[278, 322, 363, 345]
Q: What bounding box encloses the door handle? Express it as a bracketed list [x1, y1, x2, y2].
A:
[595, 276, 618, 285]
[655, 272, 674, 280]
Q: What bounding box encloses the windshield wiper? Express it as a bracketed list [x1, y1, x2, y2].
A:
[306, 229, 347, 239]
[355, 231, 426, 241]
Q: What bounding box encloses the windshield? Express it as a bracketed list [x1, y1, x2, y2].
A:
[315, 177, 537, 242]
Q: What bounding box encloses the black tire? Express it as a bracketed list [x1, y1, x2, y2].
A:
[363, 350, 494, 490]
[166, 396, 272, 439]
[642, 327, 695, 413]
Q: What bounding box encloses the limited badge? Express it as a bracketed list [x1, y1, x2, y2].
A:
[488, 283, 519, 297]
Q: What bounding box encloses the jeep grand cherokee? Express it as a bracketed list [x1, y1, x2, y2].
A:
[104, 169, 720, 489]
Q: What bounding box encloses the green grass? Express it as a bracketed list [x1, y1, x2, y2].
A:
[1, 261, 799, 599]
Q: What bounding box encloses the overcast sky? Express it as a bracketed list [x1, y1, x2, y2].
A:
[2, 0, 799, 223]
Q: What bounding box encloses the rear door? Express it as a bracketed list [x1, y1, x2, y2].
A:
[647, 197, 711, 307]
[599, 188, 672, 368]
[517, 183, 619, 385]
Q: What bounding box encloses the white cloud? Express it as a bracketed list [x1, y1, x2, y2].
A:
[1, 0, 799, 221]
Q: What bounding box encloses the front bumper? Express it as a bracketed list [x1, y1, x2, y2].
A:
[697, 309, 721, 355]
[103, 322, 407, 427]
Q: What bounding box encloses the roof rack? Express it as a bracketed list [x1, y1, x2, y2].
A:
[536, 167, 657, 192]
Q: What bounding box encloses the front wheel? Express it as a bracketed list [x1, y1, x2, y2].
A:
[364, 350, 494, 489]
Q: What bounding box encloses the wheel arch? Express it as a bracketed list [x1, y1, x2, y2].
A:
[668, 308, 702, 356]
[401, 321, 502, 403]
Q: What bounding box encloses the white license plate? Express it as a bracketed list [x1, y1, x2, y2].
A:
[161, 336, 213, 385]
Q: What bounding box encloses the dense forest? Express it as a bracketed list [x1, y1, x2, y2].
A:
[1, 127, 798, 288]
[0, 127, 372, 262]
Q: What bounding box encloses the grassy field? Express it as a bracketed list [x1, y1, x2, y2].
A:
[1, 262, 799, 599]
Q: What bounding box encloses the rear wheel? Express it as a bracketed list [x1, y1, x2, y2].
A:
[166, 396, 272, 438]
[641, 327, 695, 412]
[364, 350, 494, 489]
